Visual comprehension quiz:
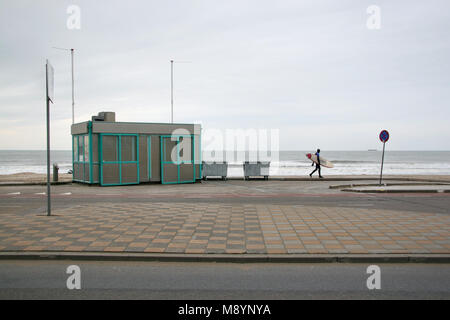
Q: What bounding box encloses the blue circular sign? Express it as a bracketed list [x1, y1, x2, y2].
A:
[379, 130, 389, 143]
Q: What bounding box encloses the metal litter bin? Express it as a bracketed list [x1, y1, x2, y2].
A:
[243, 161, 270, 180]
[202, 161, 228, 180]
[53, 163, 59, 182]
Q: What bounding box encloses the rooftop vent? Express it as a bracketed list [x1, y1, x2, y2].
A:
[92, 111, 115, 122]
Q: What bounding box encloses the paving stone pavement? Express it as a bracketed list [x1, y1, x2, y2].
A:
[0, 202, 449, 255]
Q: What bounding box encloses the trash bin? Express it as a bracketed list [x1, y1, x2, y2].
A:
[202, 161, 228, 180]
[53, 163, 59, 182]
[243, 161, 270, 180]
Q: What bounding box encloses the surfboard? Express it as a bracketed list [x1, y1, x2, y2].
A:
[306, 153, 334, 168]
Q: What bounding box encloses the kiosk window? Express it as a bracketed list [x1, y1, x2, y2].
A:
[121, 136, 136, 161]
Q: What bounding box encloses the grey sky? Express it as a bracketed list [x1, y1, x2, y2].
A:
[0, 0, 449, 150]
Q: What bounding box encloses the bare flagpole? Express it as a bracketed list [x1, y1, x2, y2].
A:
[52, 47, 75, 124]
[171, 59, 173, 123]
[71, 48, 74, 124]
[170, 60, 191, 124]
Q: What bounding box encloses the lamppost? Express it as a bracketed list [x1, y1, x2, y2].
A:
[53, 47, 75, 124]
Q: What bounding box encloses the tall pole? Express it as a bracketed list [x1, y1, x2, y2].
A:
[171, 59, 173, 123]
[71, 49, 74, 124]
[52, 47, 75, 124]
[379, 141, 386, 185]
[46, 61, 51, 216]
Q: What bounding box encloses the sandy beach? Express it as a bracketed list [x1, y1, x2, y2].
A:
[0, 172, 72, 184]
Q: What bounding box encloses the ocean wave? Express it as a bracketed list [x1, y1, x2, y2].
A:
[2, 150, 450, 176]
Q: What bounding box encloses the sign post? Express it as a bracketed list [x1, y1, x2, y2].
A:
[46, 60, 54, 216]
[379, 130, 389, 185]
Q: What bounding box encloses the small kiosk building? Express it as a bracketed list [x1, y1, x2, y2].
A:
[71, 112, 202, 186]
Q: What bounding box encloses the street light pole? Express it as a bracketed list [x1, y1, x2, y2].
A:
[52, 47, 75, 124]
[45, 61, 51, 216]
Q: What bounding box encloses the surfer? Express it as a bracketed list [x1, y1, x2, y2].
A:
[309, 149, 323, 178]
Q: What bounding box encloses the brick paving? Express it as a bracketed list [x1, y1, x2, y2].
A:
[0, 202, 449, 254]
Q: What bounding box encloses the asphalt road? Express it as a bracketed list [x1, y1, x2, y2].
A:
[0, 260, 449, 299]
[1, 181, 449, 215]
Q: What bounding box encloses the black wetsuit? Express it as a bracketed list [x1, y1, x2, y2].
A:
[310, 152, 322, 177]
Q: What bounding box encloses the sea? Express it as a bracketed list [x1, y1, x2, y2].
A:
[1, 150, 450, 176]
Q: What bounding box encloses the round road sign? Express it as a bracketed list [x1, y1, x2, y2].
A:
[379, 130, 389, 143]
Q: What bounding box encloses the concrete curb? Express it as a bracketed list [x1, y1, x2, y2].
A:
[269, 177, 450, 183]
[0, 252, 449, 263]
[268, 177, 450, 183]
[329, 182, 450, 189]
[341, 188, 450, 193]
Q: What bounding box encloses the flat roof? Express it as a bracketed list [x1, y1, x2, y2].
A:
[71, 121, 201, 135]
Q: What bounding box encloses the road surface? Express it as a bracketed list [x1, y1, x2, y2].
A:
[1, 181, 449, 216]
[0, 260, 449, 299]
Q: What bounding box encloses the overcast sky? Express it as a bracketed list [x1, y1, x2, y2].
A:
[0, 0, 449, 150]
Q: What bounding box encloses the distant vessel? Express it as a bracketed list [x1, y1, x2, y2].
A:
[368, 149, 377, 151]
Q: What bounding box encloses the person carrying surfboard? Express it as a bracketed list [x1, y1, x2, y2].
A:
[306, 150, 333, 176]
[309, 149, 323, 178]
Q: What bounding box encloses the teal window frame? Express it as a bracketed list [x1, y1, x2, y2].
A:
[72, 121, 94, 184]
[99, 133, 140, 186]
[194, 134, 202, 179]
[147, 135, 152, 180]
[160, 134, 196, 184]
[72, 133, 91, 183]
